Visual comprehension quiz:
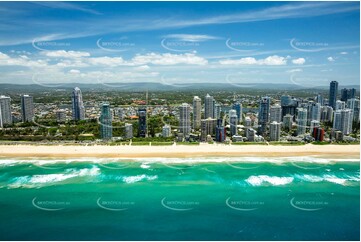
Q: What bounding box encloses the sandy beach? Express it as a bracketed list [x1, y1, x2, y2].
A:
[0, 143, 359, 159]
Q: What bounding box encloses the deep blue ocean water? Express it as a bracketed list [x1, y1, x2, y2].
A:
[0, 157, 359, 241]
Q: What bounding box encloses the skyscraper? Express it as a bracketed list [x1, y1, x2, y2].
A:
[232, 102, 242, 122]
[215, 118, 226, 142]
[229, 109, 238, 136]
[283, 114, 293, 131]
[270, 104, 282, 123]
[138, 108, 147, 137]
[347, 98, 360, 122]
[296, 108, 308, 135]
[333, 109, 352, 135]
[72, 87, 85, 121]
[329, 81, 338, 109]
[215, 103, 222, 119]
[21, 95, 34, 122]
[0, 95, 12, 128]
[179, 103, 191, 136]
[192, 96, 201, 130]
[270, 121, 281, 141]
[201, 117, 217, 141]
[315, 94, 324, 105]
[313, 127, 325, 141]
[258, 96, 270, 135]
[204, 94, 215, 119]
[310, 102, 321, 121]
[335, 100, 346, 111]
[99, 103, 112, 140]
[341, 88, 356, 102]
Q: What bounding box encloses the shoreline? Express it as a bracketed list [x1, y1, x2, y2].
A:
[0, 144, 359, 159]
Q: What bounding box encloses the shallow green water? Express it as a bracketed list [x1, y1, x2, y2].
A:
[0, 157, 359, 240]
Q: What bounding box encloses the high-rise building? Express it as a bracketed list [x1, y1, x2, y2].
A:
[313, 127, 325, 141]
[215, 118, 226, 142]
[0, 95, 12, 128]
[215, 103, 222, 119]
[310, 120, 320, 131]
[21, 95, 34, 122]
[115, 107, 124, 121]
[204, 94, 215, 119]
[326, 106, 334, 122]
[138, 108, 147, 137]
[329, 81, 338, 109]
[283, 114, 293, 131]
[232, 102, 242, 122]
[258, 96, 270, 135]
[341, 88, 356, 102]
[99, 103, 112, 140]
[296, 108, 308, 135]
[72, 87, 85, 121]
[333, 109, 352, 135]
[281, 95, 298, 117]
[192, 96, 201, 130]
[244, 116, 252, 127]
[56, 109, 66, 123]
[229, 109, 238, 136]
[201, 117, 217, 141]
[162, 125, 171, 137]
[179, 103, 191, 136]
[270, 104, 282, 123]
[125, 123, 133, 139]
[335, 100, 346, 111]
[270, 121, 281, 141]
[246, 128, 256, 142]
[315, 94, 324, 105]
[310, 102, 321, 121]
[347, 98, 360, 122]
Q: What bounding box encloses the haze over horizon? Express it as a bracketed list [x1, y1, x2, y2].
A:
[0, 1, 359, 87]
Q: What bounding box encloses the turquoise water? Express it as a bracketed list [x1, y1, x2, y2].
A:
[0, 157, 359, 240]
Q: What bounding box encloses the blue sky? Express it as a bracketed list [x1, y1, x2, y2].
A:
[0, 1, 359, 87]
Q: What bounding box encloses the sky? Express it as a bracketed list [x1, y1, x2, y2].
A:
[0, 1, 359, 88]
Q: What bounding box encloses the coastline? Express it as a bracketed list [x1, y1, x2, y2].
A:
[0, 143, 359, 159]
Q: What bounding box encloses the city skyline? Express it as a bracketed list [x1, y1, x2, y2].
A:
[0, 1, 359, 86]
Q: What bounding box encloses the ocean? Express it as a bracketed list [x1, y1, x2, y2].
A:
[0, 157, 359, 241]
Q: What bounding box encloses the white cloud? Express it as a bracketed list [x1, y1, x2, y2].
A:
[131, 53, 208, 65]
[69, 69, 80, 74]
[87, 56, 125, 67]
[292, 58, 306, 65]
[0, 51, 48, 67]
[327, 56, 335, 62]
[219, 55, 287, 65]
[163, 34, 220, 42]
[340, 52, 348, 55]
[43, 50, 90, 58]
[287, 68, 303, 73]
[134, 65, 151, 71]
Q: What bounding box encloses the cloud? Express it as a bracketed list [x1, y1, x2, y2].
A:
[219, 55, 287, 65]
[292, 58, 306, 65]
[42, 50, 90, 58]
[163, 34, 220, 42]
[69, 69, 80, 74]
[340, 52, 348, 55]
[327, 56, 335, 62]
[131, 53, 208, 65]
[287, 68, 303, 73]
[32, 2, 101, 15]
[0, 51, 48, 67]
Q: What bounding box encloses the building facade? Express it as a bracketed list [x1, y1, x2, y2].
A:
[72, 87, 85, 121]
[99, 104, 112, 140]
[21, 94, 34, 122]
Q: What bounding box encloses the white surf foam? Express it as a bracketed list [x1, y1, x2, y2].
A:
[245, 175, 294, 186]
